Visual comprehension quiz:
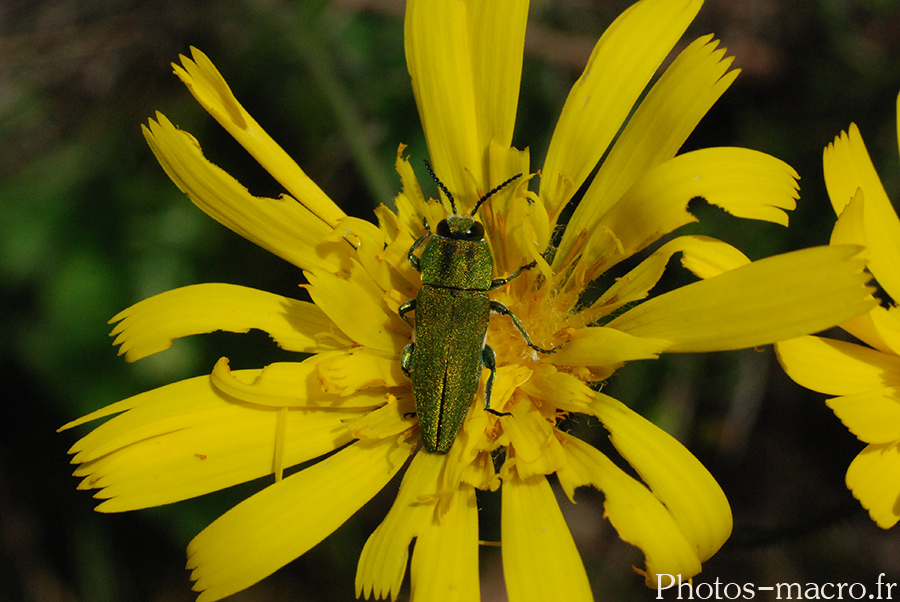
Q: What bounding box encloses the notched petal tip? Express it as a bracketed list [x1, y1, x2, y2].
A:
[173, 46, 246, 130]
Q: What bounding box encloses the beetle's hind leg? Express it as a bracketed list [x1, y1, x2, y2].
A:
[401, 342, 415, 377]
[482, 345, 511, 417]
[488, 260, 537, 290]
[489, 300, 560, 354]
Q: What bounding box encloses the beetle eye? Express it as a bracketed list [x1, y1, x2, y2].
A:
[436, 219, 452, 237]
[465, 222, 484, 240]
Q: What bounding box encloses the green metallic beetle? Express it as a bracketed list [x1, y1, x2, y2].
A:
[399, 161, 558, 454]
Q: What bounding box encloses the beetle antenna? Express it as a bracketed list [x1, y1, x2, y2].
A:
[423, 159, 456, 214]
[471, 173, 523, 216]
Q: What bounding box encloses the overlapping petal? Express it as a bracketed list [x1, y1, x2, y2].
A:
[545, 326, 670, 366]
[776, 91, 900, 531]
[356, 451, 445, 600]
[577, 236, 750, 326]
[827, 391, 900, 445]
[208, 356, 394, 407]
[174, 47, 346, 228]
[610, 245, 874, 352]
[143, 114, 340, 272]
[831, 190, 900, 355]
[109, 283, 344, 362]
[824, 123, 900, 302]
[555, 34, 739, 266]
[409, 484, 479, 602]
[304, 268, 408, 353]
[465, 1, 527, 153]
[557, 434, 704, 585]
[76, 404, 360, 512]
[405, 0, 527, 204]
[587, 395, 731, 567]
[501, 473, 593, 602]
[540, 0, 702, 219]
[572, 148, 798, 281]
[775, 335, 900, 396]
[60, 370, 370, 511]
[525, 369, 725, 583]
[187, 438, 410, 602]
[846, 443, 900, 528]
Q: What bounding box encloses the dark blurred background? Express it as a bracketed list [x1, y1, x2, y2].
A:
[2, 0, 900, 600]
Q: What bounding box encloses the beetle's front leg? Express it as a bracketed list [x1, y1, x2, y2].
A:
[490, 300, 560, 354]
[482, 345, 510, 417]
[407, 231, 430, 272]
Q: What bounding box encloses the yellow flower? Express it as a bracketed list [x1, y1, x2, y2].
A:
[776, 90, 900, 530]
[62, 1, 875, 600]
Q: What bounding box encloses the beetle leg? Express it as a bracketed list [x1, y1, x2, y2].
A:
[398, 298, 416, 327]
[488, 260, 537, 290]
[408, 233, 430, 272]
[401, 342, 415, 377]
[482, 345, 511, 417]
[489, 300, 561, 354]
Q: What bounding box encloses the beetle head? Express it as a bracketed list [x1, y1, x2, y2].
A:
[438, 215, 484, 241]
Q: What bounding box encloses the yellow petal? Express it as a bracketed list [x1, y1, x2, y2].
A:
[869, 306, 900, 355]
[556, 34, 738, 265]
[343, 394, 416, 442]
[502, 393, 566, 477]
[174, 48, 345, 228]
[775, 335, 900, 395]
[405, 0, 527, 204]
[587, 394, 732, 567]
[485, 142, 544, 275]
[109, 283, 341, 362]
[838, 299, 900, 358]
[208, 356, 390, 408]
[845, 443, 900, 529]
[334, 216, 407, 298]
[501, 473, 593, 602]
[827, 389, 900, 444]
[609, 245, 874, 352]
[63, 361, 377, 460]
[187, 438, 410, 602]
[830, 187, 867, 247]
[518, 363, 595, 413]
[824, 123, 900, 302]
[410, 484, 479, 602]
[389, 148, 431, 245]
[466, 0, 527, 154]
[405, 0, 504, 204]
[356, 451, 444, 601]
[63, 373, 232, 454]
[540, 0, 702, 218]
[580, 148, 798, 275]
[76, 405, 360, 512]
[314, 347, 407, 395]
[545, 326, 671, 367]
[556, 433, 703, 586]
[304, 268, 407, 353]
[143, 114, 338, 272]
[581, 235, 750, 323]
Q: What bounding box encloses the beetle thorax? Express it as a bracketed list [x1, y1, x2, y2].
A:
[419, 217, 494, 291]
